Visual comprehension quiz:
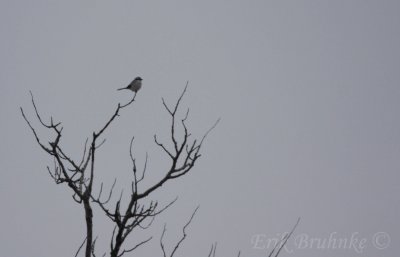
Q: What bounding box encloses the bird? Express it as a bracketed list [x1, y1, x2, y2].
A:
[117, 77, 143, 93]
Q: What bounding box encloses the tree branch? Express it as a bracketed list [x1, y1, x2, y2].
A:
[160, 206, 199, 257]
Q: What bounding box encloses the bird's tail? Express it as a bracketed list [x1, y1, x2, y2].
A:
[117, 87, 126, 91]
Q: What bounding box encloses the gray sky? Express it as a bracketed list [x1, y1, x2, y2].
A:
[1, 1, 399, 256]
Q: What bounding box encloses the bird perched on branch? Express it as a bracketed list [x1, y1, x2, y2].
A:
[117, 77, 143, 93]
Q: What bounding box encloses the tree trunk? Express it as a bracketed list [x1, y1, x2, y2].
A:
[84, 200, 93, 257]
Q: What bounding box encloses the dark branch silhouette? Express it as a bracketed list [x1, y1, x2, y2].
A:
[21, 84, 219, 257]
[21, 83, 293, 257]
[204, 218, 300, 257]
[160, 206, 200, 257]
[268, 218, 300, 257]
[21, 91, 138, 257]
[207, 242, 217, 257]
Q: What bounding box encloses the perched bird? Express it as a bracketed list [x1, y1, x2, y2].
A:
[117, 77, 143, 93]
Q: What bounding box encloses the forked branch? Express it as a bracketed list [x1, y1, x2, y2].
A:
[21, 84, 219, 257]
[21, 91, 138, 257]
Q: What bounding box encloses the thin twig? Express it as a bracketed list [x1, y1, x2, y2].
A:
[75, 237, 87, 257]
[117, 236, 152, 257]
[170, 206, 200, 257]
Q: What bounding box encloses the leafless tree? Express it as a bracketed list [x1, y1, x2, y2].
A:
[21, 83, 298, 257]
[21, 84, 219, 257]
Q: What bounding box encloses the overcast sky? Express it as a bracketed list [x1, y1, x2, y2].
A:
[1, 1, 399, 257]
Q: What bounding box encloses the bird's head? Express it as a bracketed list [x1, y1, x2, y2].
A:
[135, 77, 143, 81]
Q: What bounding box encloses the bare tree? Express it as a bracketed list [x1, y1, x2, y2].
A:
[21, 83, 298, 257]
[21, 84, 219, 257]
